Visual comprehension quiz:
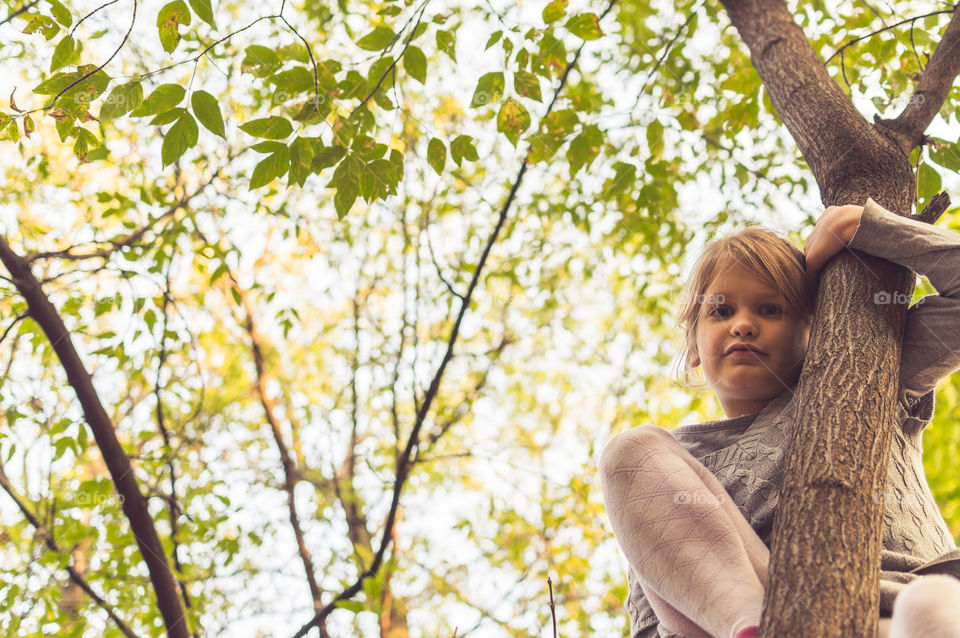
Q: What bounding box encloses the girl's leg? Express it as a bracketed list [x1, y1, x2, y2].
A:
[888, 575, 960, 638]
[600, 425, 768, 638]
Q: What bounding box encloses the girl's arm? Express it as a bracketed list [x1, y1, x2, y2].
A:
[805, 198, 960, 400]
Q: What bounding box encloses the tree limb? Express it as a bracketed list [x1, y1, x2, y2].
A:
[0, 0, 38, 28]
[915, 191, 951, 226]
[878, 8, 960, 154]
[230, 274, 323, 610]
[718, 0, 910, 202]
[154, 261, 195, 624]
[0, 463, 137, 638]
[291, 2, 619, 634]
[0, 237, 189, 638]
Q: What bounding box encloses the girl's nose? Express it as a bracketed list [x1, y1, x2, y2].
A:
[731, 317, 756, 337]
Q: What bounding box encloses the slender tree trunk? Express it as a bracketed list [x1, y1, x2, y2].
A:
[714, 0, 960, 635]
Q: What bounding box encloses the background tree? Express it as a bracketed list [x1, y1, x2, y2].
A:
[0, 0, 959, 636]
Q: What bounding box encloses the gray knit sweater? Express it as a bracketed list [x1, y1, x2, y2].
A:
[626, 199, 960, 637]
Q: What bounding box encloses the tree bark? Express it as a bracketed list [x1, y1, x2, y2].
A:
[715, 0, 960, 635]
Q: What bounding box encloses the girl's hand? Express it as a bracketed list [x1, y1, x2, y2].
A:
[804, 204, 864, 283]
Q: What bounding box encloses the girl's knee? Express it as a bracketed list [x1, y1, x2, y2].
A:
[890, 574, 960, 637]
[600, 425, 674, 476]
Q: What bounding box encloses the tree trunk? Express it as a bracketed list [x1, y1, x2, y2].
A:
[715, 1, 960, 635]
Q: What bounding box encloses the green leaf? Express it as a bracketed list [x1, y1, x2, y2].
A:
[403, 46, 427, 84]
[49, 0, 73, 27]
[527, 131, 565, 163]
[50, 35, 74, 73]
[161, 111, 198, 167]
[251, 141, 286, 154]
[21, 13, 59, 39]
[647, 120, 664, 158]
[230, 287, 242, 305]
[929, 138, 960, 172]
[99, 82, 143, 121]
[917, 163, 942, 207]
[72, 128, 99, 162]
[471, 72, 504, 108]
[249, 146, 291, 189]
[542, 0, 568, 23]
[514, 71, 541, 102]
[241, 45, 280, 77]
[157, 1, 191, 53]
[240, 117, 293, 140]
[543, 108, 578, 135]
[427, 138, 446, 175]
[497, 99, 530, 146]
[188, 0, 216, 28]
[333, 155, 362, 218]
[357, 26, 395, 51]
[604, 162, 636, 197]
[566, 13, 602, 40]
[311, 144, 346, 171]
[485, 30, 502, 50]
[33, 70, 83, 95]
[150, 107, 186, 126]
[191, 90, 225, 138]
[5, 119, 20, 143]
[567, 124, 603, 177]
[289, 137, 315, 186]
[270, 67, 314, 93]
[535, 33, 567, 78]
[130, 84, 185, 117]
[450, 134, 478, 166]
[436, 30, 456, 62]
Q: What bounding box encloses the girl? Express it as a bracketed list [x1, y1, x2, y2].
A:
[600, 198, 960, 638]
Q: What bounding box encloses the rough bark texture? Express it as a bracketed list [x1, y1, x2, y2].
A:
[716, 0, 960, 635]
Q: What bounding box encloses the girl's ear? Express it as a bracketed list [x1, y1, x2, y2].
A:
[690, 348, 700, 368]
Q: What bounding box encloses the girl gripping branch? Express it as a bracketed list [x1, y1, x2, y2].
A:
[600, 199, 960, 638]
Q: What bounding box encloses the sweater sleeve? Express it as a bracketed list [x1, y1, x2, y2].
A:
[847, 198, 960, 401]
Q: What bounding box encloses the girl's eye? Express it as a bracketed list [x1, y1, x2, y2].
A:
[708, 305, 732, 319]
[760, 304, 784, 316]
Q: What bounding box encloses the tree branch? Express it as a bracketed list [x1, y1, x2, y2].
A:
[915, 191, 951, 225]
[0, 0, 38, 28]
[718, 0, 910, 201]
[154, 262, 195, 624]
[0, 463, 137, 638]
[879, 8, 960, 153]
[230, 274, 323, 610]
[26, 162, 222, 263]
[291, 1, 619, 634]
[0, 237, 189, 638]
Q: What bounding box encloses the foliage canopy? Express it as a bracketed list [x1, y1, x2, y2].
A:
[0, 0, 959, 636]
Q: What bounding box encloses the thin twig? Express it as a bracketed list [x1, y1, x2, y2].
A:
[43, 0, 136, 113]
[825, 9, 954, 63]
[0, 0, 39, 28]
[548, 577, 557, 638]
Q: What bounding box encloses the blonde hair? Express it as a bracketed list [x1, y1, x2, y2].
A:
[673, 226, 814, 388]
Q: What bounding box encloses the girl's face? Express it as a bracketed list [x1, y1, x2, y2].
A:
[691, 260, 810, 418]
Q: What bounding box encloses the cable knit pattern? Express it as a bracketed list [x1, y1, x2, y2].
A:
[622, 200, 960, 638]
